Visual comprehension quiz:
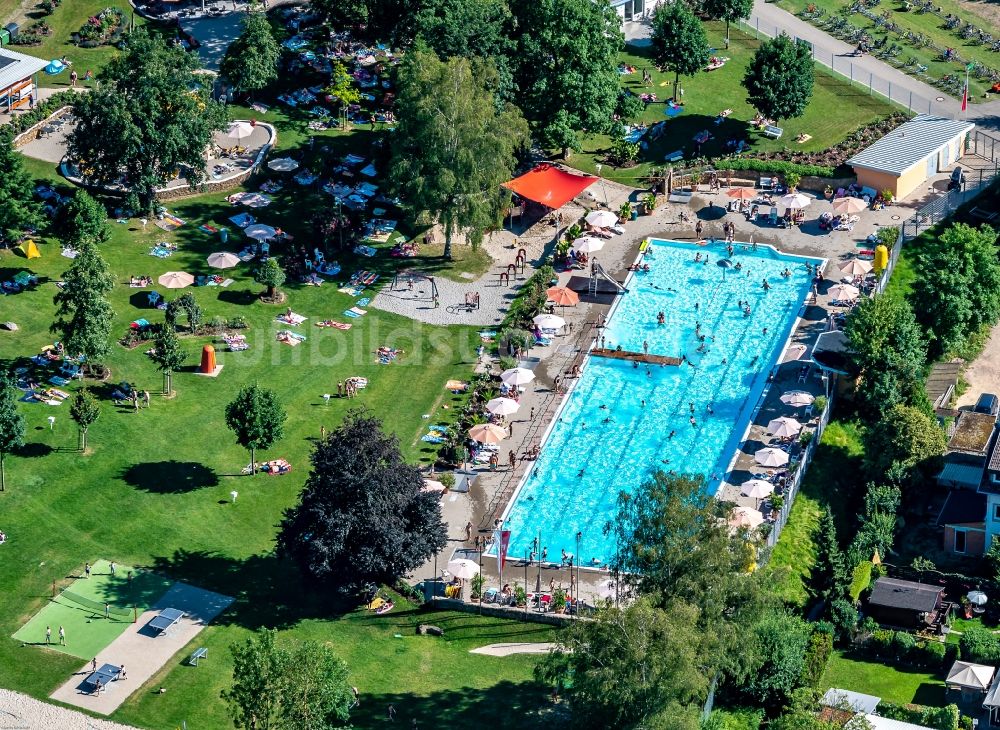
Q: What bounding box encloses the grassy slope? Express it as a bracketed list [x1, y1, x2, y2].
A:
[767, 421, 866, 607]
[822, 650, 946, 706]
[568, 22, 896, 185]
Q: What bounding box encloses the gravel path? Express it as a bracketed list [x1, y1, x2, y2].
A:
[469, 642, 560, 656]
[0, 689, 141, 729]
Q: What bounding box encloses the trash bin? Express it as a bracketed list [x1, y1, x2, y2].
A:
[0, 29, 10, 46]
[220, 228, 228, 244]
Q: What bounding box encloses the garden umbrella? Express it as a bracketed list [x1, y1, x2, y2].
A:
[244, 224, 276, 241]
[828, 283, 860, 301]
[718, 258, 734, 280]
[267, 157, 300, 172]
[727, 187, 756, 200]
[486, 397, 520, 417]
[780, 390, 815, 407]
[468, 423, 507, 444]
[226, 121, 255, 140]
[158, 271, 194, 289]
[585, 210, 618, 227]
[838, 258, 873, 276]
[832, 196, 868, 215]
[421, 479, 446, 493]
[729, 506, 764, 530]
[533, 314, 565, 330]
[446, 559, 480, 580]
[754, 447, 789, 467]
[501, 368, 535, 387]
[572, 236, 604, 254]
[740, 479, 775, 500]
[968, 590, 988, 606]
[207, 251, 240, 269]
[241, 193, 273, 208]
[767, 416, 802, 438]
[778, 193, 811, 210]
[546, 286, 579, 307]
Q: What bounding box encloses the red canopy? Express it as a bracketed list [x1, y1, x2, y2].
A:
[503, 164, 597, 210]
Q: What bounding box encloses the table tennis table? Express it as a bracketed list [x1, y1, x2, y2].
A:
[148, 607, 184, 636]
[84, 663, 120, 694]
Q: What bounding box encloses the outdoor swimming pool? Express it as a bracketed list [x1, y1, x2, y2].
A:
[498, 238, 821, 566]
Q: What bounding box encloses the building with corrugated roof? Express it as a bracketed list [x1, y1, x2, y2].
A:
[0, 47, 47, 113]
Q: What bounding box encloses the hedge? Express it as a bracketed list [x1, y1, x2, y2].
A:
[718, 159, 837, 178]
[878, 702, 959, 730]
[863, 629, 950, 670]
[800, 630, 833, 687]
[0, 90, 78, 142]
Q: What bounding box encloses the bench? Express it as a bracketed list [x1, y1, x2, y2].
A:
[664, 149, 684, 163]
[189, 647, 208, 666]
[763, 125, 783, 139]
[759, 176, 773, 189]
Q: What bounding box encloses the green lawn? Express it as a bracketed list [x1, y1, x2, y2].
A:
[778, 0, 999, 99]
[567, 22, 897, 185]
[767, 420, 866, 607]
[822, 650, 947, 706]
[0, 124, 546, 729]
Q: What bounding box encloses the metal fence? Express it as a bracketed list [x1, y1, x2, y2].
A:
[739, 16, 938, 115]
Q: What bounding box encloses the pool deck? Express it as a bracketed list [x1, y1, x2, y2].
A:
[418, 173, 936, 606]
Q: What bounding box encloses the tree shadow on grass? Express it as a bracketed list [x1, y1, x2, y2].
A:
[217, 288, 259, 306]
[14, 442, 53, 458]
[120, 461, 220, 493]
[352, 681, 557, 730]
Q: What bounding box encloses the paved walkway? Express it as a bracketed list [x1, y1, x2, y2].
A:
[469, 642, 560, 656]
[0, 689, 141, 730]
[50, 583, 233, 715]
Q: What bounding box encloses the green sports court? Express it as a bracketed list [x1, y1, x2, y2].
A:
[12, 560, 173, 660]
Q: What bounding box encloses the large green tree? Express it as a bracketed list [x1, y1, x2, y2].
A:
[60, 189, 110, 249]
[0, 138, 42, 241]
[391, 46, 528, 259]
[254, 258, 286, 300]
[910, 223, 1000, 359]
[0, 374, 26, 492]
[149, 325, 185, 395]
[864, 404, 945, 483]
[537, 597, 708, 729]
[221, 12, 280, 98]
[809, 507, 848, 603]
[844, 294, 928, 419]
[277, 409, 447, 594]
[703, 0, 754, 41]
[511, 0, 622, 155]
[225, 383, 287, 470]
[224, 628, 354, 730]
[52, 241, 116, 372]
[311, 0, 418, 44]
[743, 33, 815, 123]
[69, 389, 101, 452]
[740, 611, 811, 709]
[68, 29, 228, 211]
[650, 2, 710, 103]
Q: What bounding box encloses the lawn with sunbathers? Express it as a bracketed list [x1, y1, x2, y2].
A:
[0, 139, 547, 727]
[566, 21, 898, 185]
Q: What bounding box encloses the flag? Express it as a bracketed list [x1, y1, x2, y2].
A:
[961, 82, 969, 112]
[495, 529, 511, 574]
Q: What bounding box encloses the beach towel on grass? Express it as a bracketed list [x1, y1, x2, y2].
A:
[155, 214, 185, 231]
[355, 297, 371, 307]
[343, 307, 367, 318]
[229, 212, 255, 228]
[276, 312, 307, 326]
[149, 246, 175, 258]
[276, 330, 306, 346]
[199, 224, 219, 234]
[316, 320, 353, 330]
[353, 245, 377, 257]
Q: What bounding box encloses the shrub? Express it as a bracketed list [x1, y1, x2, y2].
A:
[868, 628, 894, 658]
[703, 708, 765, 730]
[439, 472, 456, 490]
[879, 702, 959, 730]
[720, 158, 836, 178]
[960, 627, 1000, 663]
[498, 355, 517, 371]
[849, 561, 873, 601]
[470, 572, 484, 599]
[800, 630, 833, 687]
[891, 630, 916, 659]
[916, 639, 946, 668]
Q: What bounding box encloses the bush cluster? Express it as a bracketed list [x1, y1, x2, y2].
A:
[864, 628, 951, 669]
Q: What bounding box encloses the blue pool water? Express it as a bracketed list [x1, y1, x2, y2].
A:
[498, 238, 821, 566]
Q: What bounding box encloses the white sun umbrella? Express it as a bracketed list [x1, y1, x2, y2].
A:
[207, 251, 240, 269]
[767, 416, 803, 438]
[422, 479, 446, 493]
[501, 367, 535, 387]
[741, 479, 775, 500]
[446, 558, 480, 580]
[585, 210, 618, 227]
[839, 258, 873, 277]
[729, 506, 764, 529]
[832, 196, 868, 215]
[244, 223, 277, 241]
[828, 283, 860, 301]
[780, 390, 815, 408]
[486, 397, 520, 417]
[968, 590, 988, 606]
[755, 447, 789, 467]
[778, 192, 811, 210]
[267, 157, 300, 172]
[226, 121, 255, 140]
[157, 271, 194, 289]
[572, 236, 605, 254]
[241, 192, 273, 209]
[533, 314, 565, 330]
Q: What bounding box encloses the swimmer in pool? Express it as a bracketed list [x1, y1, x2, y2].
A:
[689, 416, 697, 426]
[668, 430, 676, 439]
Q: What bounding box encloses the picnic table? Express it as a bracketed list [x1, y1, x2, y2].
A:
[84, 663, 121, 693]
[148, 607, 184, 636]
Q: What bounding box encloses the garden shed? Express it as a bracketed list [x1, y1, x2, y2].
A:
[866, 576, 945, 629]
[0, 47, 46, 113]
[847, 115, 975, 201]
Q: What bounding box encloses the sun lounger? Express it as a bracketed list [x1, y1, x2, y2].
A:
[763, 125, 783, 139]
